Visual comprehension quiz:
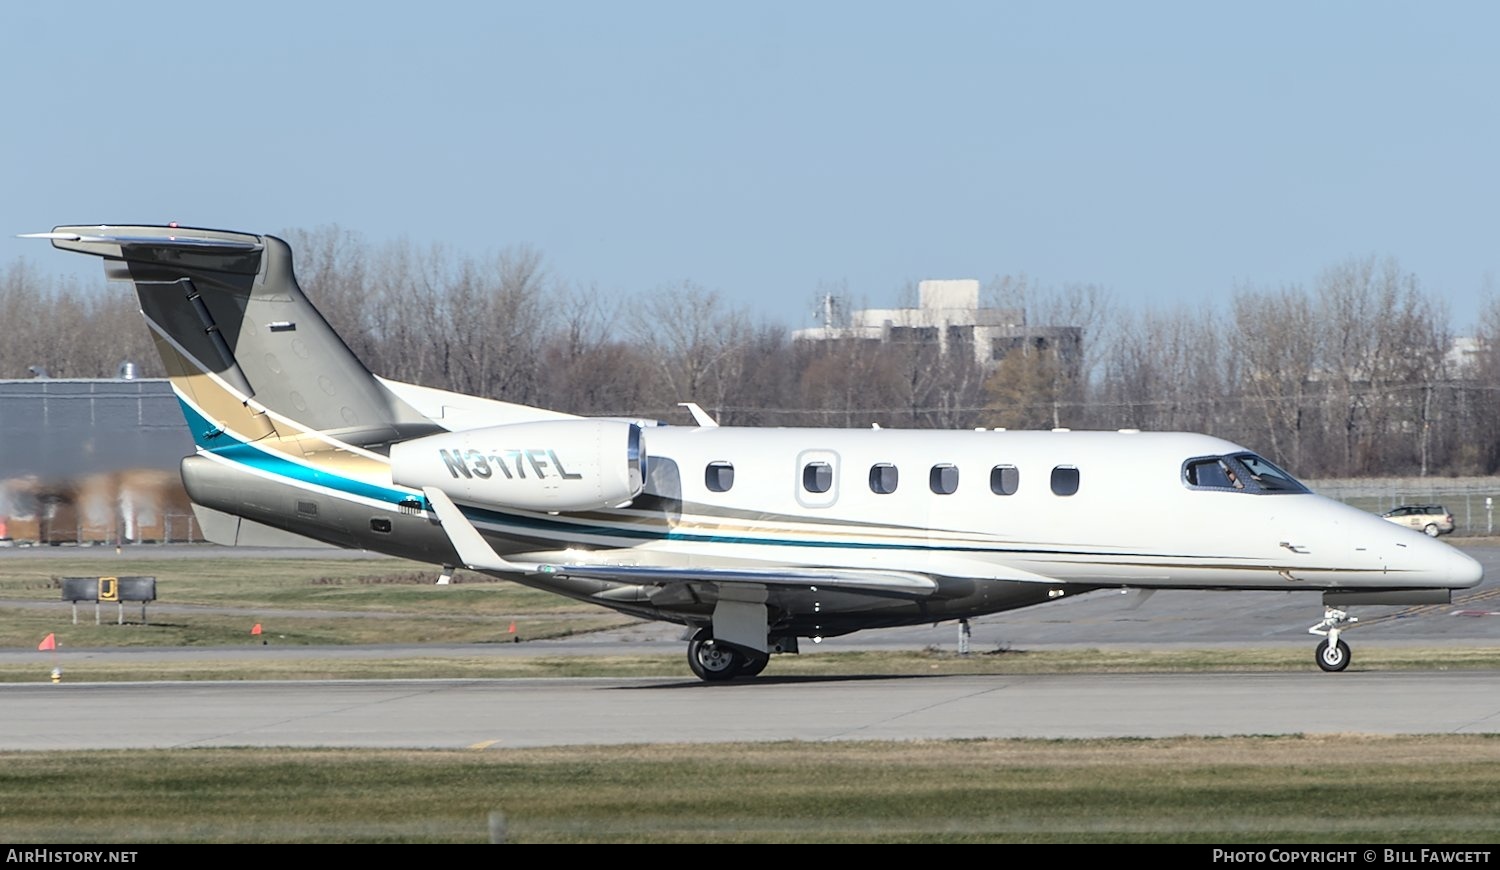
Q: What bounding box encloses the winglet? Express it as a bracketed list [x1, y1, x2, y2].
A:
[421, 487, 532, 574]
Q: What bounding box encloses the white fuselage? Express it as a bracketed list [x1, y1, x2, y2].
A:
[463, 424, 1480, 595]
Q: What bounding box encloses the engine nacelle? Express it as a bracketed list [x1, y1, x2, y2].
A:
[389, 419, 646, 512]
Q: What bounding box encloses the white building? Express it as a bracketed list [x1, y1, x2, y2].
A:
[1446, 336, 1481, 375]
[792, 279, 1081, 372]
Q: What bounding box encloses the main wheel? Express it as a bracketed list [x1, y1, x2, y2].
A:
[687, 629, 742, 682]
[737, 652, 770, 678]
[1424, 523, 1440, 537]
[1315, 638, 1351, 672]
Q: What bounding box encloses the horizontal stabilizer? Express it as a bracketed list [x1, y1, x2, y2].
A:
[20, 230, 263, 252]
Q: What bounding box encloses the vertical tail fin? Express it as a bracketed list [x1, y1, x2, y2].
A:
[29, 225, 440, 451]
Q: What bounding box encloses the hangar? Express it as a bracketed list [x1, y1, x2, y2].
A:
[0, 375, 199, 546]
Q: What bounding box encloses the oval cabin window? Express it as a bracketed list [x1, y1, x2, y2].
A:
[803, 461, 833, 494]
[930, 464, 959, 495]
[705, 461, 735, 493]
[990, 465, 1019, 495]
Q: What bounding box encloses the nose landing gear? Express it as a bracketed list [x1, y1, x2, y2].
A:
[1309, 607, 1357, 672]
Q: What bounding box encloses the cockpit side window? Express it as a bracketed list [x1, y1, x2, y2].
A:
[1185, 458, 1235, 489]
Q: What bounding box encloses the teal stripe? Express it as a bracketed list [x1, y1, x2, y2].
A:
[173, 397, 927, 549]
[178, 398, 412, 504]
[170, 396, 1262, 562]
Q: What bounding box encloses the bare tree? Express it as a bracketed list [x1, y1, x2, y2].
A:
[628, 282, 754, 422]
[983, 342, 1069, 430]
[540, 284, 656, 416]
[0, 261, 159, 379]
[1314, 256, 1448, 475]
[983, 276, 1112, 430]
[1463, 284, 1500, 472]
[1230, 285, 1319, 470]
[795, 336, 909, 428]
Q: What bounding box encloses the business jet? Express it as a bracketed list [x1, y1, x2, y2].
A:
[22, 224, 1484, 680]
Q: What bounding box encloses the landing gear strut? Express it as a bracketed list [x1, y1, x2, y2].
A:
[1308, 607, 1357, 672]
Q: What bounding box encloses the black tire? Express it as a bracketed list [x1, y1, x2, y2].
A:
[1424, 524, 1440, 537]
[687, 629, 742, 682]
[1315, 638, 1351, 672]
[737, 652, 770, 678]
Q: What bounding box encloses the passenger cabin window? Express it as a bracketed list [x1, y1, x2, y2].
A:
[990, 465, 1019, 495]
[1183, 453, 1309, 494]
[705, 461, 735, 493]
[1050, 466, 1080, 496]
[869, 463, 899, 494]
[803, 461, 833, 494]
[930, 464, 959, 495]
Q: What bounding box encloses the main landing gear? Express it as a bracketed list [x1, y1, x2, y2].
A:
[687, 628, 770, 682]
[1308, 607, 1357, 672]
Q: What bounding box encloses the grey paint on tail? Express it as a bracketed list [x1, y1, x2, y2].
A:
[46, 225, 443, 447]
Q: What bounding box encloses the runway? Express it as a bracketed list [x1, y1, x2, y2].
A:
[3, 670, 1500, 751]
[2, 543, 1499, 751]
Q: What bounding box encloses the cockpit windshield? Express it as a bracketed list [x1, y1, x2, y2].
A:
[1183, 453, 1309, 494]
[1233, 453, 1307, 492]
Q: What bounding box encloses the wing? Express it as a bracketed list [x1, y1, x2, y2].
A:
[422, 486, 939, 596]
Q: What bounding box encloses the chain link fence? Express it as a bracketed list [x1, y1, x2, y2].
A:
[1309, 477, 1500, 537]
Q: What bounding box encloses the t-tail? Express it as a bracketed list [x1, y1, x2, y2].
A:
[24, 225, 447, 548]
[30, 225, 440, 446]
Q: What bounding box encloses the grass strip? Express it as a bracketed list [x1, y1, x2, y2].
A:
[1, 736, 1498, 843]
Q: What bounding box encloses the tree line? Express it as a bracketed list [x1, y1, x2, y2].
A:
[5, 226, 1498, 479]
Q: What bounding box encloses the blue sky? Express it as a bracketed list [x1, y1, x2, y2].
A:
[4, 1, 1497, 332]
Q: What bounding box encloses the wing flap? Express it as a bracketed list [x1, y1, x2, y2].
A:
[536, 563, 939, 595]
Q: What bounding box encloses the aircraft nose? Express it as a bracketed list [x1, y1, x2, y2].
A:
[1442, 544, 1485, 589]
[1405, 536, 1485, 589]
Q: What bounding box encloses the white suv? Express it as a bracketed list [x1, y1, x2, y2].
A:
[1380, 505, 1455, 537]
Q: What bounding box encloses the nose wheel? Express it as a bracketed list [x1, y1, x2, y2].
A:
[1309, 607, 1356, 672]
[1315, 637, 1351, 672]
